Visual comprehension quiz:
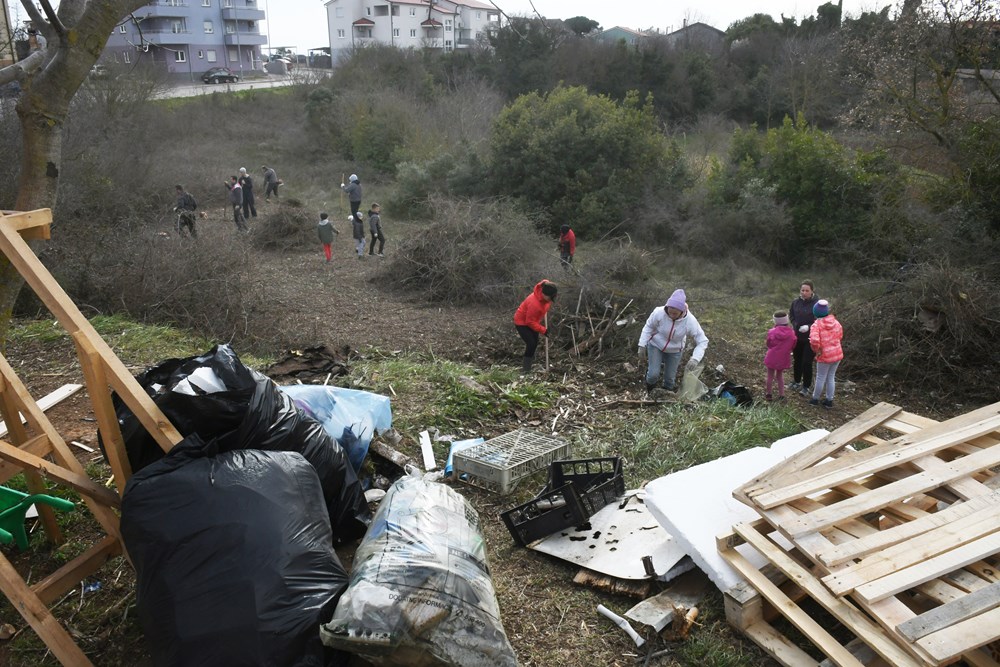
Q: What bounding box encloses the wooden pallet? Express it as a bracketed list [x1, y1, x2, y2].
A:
[725, 402, 1000, 667]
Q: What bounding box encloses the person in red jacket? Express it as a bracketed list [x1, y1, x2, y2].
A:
[513, 280, 557, 373]
[808, 299, 844, 409]
[559, 224, 576, 270]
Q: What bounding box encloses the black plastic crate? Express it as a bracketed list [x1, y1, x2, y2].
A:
[501, 484, 587, 547]
[502, 457, 625, 547]
[549, 457, 623, 494]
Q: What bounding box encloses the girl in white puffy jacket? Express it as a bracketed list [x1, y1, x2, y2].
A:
[638, 289, 709, 392]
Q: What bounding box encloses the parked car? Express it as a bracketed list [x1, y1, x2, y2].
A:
[201, 67, 238, 84]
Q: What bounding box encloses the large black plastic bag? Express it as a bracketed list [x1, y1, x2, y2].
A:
[122, 435, 350, 667]
[321, 471, 518, 667]
[108, 344, 370, 542]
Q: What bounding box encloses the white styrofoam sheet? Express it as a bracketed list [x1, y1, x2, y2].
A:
[644, 429, 828, 592]
[529, 489, 690, 581]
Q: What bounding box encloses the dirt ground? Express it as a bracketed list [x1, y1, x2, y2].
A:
[0, 219, 980, 666]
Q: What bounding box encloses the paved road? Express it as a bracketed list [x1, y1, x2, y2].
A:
[156, 68, 330, 99]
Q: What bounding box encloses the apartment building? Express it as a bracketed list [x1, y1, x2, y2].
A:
[325, 0, 499, 62]
[102, 0, 267, 78]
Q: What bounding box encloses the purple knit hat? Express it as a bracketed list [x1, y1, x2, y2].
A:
[665, 289, 686, 311]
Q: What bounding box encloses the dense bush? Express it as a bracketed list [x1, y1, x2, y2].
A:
[488, 86, 688, 239]
[388, 147, 490, 220]
[708, 115, 905, 263]
[381, 196, 549, 304]
[251, 199, 315, 252]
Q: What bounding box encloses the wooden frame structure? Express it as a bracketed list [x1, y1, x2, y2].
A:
[718, 401, 1000, 667]
[0, 210, 182, 666]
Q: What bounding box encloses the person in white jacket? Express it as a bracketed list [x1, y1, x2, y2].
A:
[638, 289, 709, 392]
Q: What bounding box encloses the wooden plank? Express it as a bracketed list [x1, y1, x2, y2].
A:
[0, 221, 182, 458]
[917, 605, 1000, 664]
[725, 522, 927, 667]
[0, 552, 93, 666]
[752, 407, 1000, 510]
[0, 383, 83, 438]
[721, 546, 867, 667]
[853, 531, 1000, 603]
[738, 402, 903, 501]
[743, 621, 821, 667]
[0, 208, 53, 231]
[0, 438, 121, 509]
[33, 535, 123, 606]
[783, 444, 1000, 538]
[822, 504, 1000, 596]
[816, 491, 1000, 567]
[897, 581, 1000, 642]
[73, 334, 132, 495]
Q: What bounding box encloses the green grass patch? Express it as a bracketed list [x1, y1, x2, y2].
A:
[625, 400, 803, 484]
[9, 315, 271, 369]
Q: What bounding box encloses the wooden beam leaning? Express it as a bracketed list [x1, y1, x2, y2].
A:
[0, 381, 63, 544]
[72, 333, 132, 496]
[0, 219, 182, 464]
[0, 438, 121, 509]
[0, 552, 93, 667]
[0, 209, 52, 240]
[0, 354, 121, 540]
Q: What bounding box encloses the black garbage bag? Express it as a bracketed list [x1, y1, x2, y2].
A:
[711, 380, 754, 407]
[122, 435, 350, 667]
[105, 344, 369, 543]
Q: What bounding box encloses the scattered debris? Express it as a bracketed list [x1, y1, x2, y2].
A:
[597, 604, 645, 648]
[265, 344, 351, 383]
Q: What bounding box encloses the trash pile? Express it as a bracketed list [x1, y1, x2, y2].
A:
[107, 345, 521, 667]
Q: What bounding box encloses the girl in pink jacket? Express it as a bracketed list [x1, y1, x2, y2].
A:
[764, 311, 797, 401]
[808, 299, 844, 408]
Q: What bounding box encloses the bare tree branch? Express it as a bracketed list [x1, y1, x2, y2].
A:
[0, 51, 45, 85]
[37, 0, 67, 38]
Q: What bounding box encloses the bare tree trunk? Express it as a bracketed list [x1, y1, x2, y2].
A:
[0, 0, 150, 347]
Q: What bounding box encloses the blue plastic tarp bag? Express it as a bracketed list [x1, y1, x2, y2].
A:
[280, 386, 392, 474]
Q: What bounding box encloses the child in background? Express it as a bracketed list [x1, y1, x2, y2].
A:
[809, 299, 844, 409]
[317, 212, 338, 262]
[351, 212, 366, 258]
[367, 203, 385, 257]
[764, 311, 797, 401]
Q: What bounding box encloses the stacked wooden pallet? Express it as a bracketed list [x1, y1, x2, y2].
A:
[717, 401, 1000, 667]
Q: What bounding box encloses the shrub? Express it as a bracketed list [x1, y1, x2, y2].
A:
[381, 196, 548, 304]
[709, 115, 906, 264]
[488, 86, 688, 238]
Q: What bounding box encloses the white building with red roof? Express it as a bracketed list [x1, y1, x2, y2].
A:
[325, 0, 500, 61]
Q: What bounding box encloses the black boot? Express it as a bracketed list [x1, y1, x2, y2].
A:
[521, 356, 533, 373]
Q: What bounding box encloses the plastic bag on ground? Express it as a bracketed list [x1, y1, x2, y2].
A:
[107, 344, 370, 543]
[122, 434, 349, 667]
[678, 363, 708, 402]
[279, 385, 392, 474]
[320, 471, 517, 667]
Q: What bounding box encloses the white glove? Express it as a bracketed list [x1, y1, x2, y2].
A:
[340, 183, 345, 188]
[798, 325, 809, 333]
[685, 358, 700, 372]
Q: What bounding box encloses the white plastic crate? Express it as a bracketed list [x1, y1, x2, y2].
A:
[452, 429, 570, 494]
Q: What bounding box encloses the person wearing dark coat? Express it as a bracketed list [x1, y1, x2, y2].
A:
[227, 176, 248, 232]
[789, 280, 819, 396]
[341, 174, 362, 217]
[350, 212, 366, 258]
[367, 203, 385, 257]
[238, 167, 257, 218]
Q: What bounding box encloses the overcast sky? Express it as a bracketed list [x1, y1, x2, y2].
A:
[5, 0, 890, 54]
[265, 0, 888, 53]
